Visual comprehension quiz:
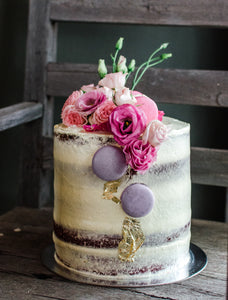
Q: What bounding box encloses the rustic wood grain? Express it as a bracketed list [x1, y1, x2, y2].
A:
[191, 147, 228, 187]
[0, 208, 227, 299]
[19, 0, 57, 208]
[0, 102, 42, 132]
[47, 63, 228, 107]
[50, 0, 228, 28]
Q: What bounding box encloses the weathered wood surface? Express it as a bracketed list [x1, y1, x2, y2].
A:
[50, 0, 228, 28]
[47, 63, 228, 107]
[191, 147, 228, 187]
[0, 102, 42, 132]
[0, 207, 227, 299]
[19, 0, 57, 208]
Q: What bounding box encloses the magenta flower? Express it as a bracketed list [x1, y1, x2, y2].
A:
[83, 122, 111, 132]
[123, 139, 157, 173]
[75, 90, 107, 116]
[109, 104, 146, 146]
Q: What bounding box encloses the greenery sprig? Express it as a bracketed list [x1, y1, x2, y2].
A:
[98, 37, 172, 90]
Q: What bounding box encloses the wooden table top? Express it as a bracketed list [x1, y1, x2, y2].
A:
[0, 207, 227, 299]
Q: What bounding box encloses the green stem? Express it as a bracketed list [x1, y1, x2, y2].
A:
[131, 57, 160, 90]
[132, 58, 165, 90]
[111, 49, 120, 72]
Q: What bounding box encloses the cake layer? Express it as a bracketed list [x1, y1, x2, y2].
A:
[53, 232, 191, 278]
[53, 116, 191, 280]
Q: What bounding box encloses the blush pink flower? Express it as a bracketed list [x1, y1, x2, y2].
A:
[142, 120, 167, 147]
[115, 87, 136, 106]
[123, 139, 157, 173]
[62, 90, 83, 112]
[98, 72, 126, 89]
[109, 104, 147, 146]
[98, 87, 113, 101]
[61, 105, 86, 127]
[81, 84, 97, 93]
[75, 90, 107, 116]
[89, 101, 116, 125]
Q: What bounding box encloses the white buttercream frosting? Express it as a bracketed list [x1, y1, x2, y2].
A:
[53, 116, 191, 280]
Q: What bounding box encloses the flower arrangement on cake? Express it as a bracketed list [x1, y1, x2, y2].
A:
[58, 38, 174, 262]
[61, 37, 172, 174]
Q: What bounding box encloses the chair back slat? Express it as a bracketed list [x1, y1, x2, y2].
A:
[16, 0, 228, 209]
[50, 0, 228, 28]
[191, 147, 228, 187]
[47, 63, 228, 107]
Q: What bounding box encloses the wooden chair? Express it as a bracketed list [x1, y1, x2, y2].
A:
[0, 0, 228, 211]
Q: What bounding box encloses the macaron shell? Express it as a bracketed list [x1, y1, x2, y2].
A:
[92, 145, 128, 181]
[121, 183, 155, 218]
[133, 91, 158, 124]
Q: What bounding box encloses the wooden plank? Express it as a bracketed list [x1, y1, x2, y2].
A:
[50, 0, 228, 28]
[0, 102, 42, 132]
[0, 208, 227, 299]
[191, 147, 228, 187]
[47, 63, 228, 107]
[19, 0, 57, 208]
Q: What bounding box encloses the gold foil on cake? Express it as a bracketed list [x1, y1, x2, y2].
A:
[118, 216, 145, 262]
[103, 179, 121, 203]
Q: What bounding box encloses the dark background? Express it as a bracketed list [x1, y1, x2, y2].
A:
[0, 0, 227, 221]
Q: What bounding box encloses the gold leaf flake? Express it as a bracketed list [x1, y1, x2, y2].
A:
[111, 196, 120, 204]
[103, 179, 122, 200]
[118, 216, 145, 262]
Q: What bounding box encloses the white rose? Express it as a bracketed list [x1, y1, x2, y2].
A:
[115, 87, 137, 106]
[142, 120, 167, 147]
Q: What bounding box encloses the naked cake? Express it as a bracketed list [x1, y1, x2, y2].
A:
[52, 38, 191, 284]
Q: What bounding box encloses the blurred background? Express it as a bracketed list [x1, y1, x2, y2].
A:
[0, 0, 227, 221]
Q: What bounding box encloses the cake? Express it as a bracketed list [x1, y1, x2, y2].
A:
[52, 39, 191, 285]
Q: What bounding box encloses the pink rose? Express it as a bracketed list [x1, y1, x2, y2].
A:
[62, 90, 83, 112]
[115, 87, 136, 106]
[98, 72, 126, 89]
[75, 90, 107, 116]
[142, 120, 167, 147]
[61, 105, 86, 127]
[81, 84, 97, 93]
[89, 101, 116, 125]
[123, 139, 157, 173]
[109, 104, 147, 146]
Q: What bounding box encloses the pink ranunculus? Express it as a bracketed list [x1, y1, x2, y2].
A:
[89, 100, 116, 125]
[98, 72, 126, 89]
[158, 110, 165, 121]
[75, 90, 107, 116]
[61, 105, 87, 127]
[133, 91, 158, 125]
[142, 120, 167, 147]
[109, 104, 147, 146]
[62, 90, 83, 113]
[123, 139, 157, 173]
[81, 84, 97, 93]
[115, 87, 137, 106]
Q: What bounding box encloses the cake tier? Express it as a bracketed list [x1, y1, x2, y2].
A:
[53, 116, 191, 281]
